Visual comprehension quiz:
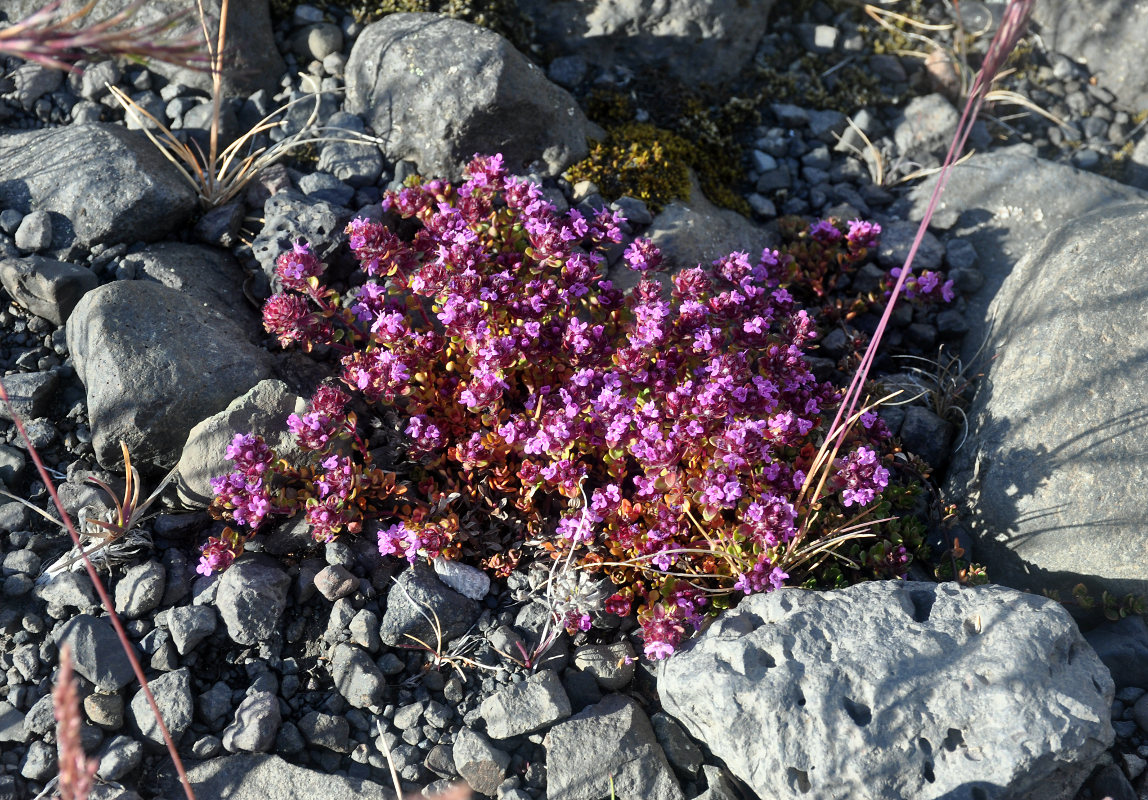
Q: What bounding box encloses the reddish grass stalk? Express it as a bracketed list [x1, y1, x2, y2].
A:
[53, 645, 98, 800]
[0, 382, 197, 800]
[828, 0, 1035, 449]
[0, 0, 208, 73]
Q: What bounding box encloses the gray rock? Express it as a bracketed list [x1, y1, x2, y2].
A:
[659, 582, 1114, 800]
[0, 372, 57, 422]
[10, 62, 62, 110]
[898, 405, 955, 470]
[36, 571, 100, 615]
[380, 562, 482, 648]
[0, 255, 98, 325]
[1034, 0, 1148, 109]
[79, 59, 120, 101]
[452, 727, 510, 796]
[548, 55, 588, 88]
[330, 643, 387, 709]
[293, 22, 343, 61]
[0, 701, 27, 743]
[176, 379, 306, 507]
[899, 148, 1148, 366]
[1084, 615, 1148, 690]
[215, 557, 291, 645]
[345, 13, 591, 181]
[251, 190, 352, 280]
[695, 765, 740, 800]
[0, 444, 26, 489]
[20, 740, 56, 782]
[23, 694, 56, 735]
[192, 202, 245, 248]
[620, 170, 773, 293]
[114, 560, 166, 619]
[349, 609, 381, 653]
[14, 210, 52, 252]
[316, 112, 384, 188]
[651, 712, 703, 778]
[55, 614, 137, 692]
[66, 280, 274, 471]
[944, 202, 1148, 600]
[222, 691, 281, 753]
[297, 711, 350, 752]
[545, 694, 684, 800]
[171, 753, 393, 799]
[891, 93, 959, 163]
[97, 735, 143, 781]
[197, 681, 233, 727]
[521, 0, 772, 88]
[1091, 763, 1137, 800]
[1134, 693, 1148, 735]
[0, 124, 197, 255]
[807, 109, 848, 145]
[572, 641, 636, 691]
[129, 667, 193, 747]
[120, 242, 256, 326]
[3, 550, 39, 578]
[480, 669, 571, 739]
[297, 171, 354, 206]
[122, 89, 165, 131]
[84, 692, 125, 730]
[167, 605, 217, 655]
[875, 219, 944, 271]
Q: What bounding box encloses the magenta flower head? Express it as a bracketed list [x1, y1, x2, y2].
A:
[275, 240, 325, 289]
[809, 219, 843, 244]
[262, 293, 312, 346]
[623, 238, 664, 272]
[846, 218, 881, 250]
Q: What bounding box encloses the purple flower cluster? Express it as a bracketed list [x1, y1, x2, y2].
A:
[207, 153, 911, 658]
[888, 267, 956, 304]
[835, 446, 891, 507]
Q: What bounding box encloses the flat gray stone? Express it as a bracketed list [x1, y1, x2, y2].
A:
[659, 582, 1113, 800]
[944, 202, 1148, 600]
[54, 614, 137, 692]
[0, 255, 98, 325]
[480, 669, 571, 739]
[120, 242, 257, 326]
[545, 694, 684, 800]
[0, 124, 196, 255]
[168, 753, 392, 799]
[176, 379, 306, 507]
[0, 372, 57, 422]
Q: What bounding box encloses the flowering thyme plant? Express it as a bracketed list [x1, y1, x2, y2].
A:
[205, 153, 928, 658]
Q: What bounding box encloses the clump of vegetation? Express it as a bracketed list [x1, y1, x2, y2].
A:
[572, 88, 753, 215]
[565, 122, 694, 214]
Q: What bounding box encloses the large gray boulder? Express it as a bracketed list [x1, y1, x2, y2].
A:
[898, 146, 1148, 365]
[66, 281, 274, 471]
[944, 202, 1148, 601]
[520, 0, 773, 88]
[346, 13, 592, 181]
[659, 582, 1113, 800]
[1, 0, 284, 97]
[1033, 0, 1148, 110]
[0, 124, 197, 256]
